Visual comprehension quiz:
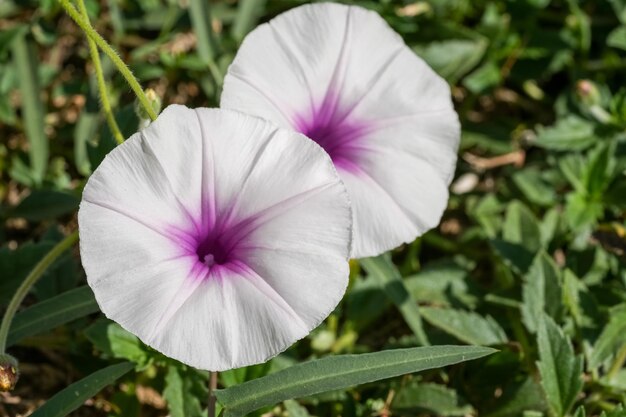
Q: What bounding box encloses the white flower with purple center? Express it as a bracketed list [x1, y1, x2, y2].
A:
[78, 105, 352, 371]
[221, 2, 461, 258]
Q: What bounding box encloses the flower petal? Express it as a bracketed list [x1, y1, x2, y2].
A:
[79, 105, 351, 370]
[221, 3, 460, 257]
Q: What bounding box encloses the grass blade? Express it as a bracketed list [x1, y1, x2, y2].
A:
[30, 362, 134, 417]
[232, 0, 267, 42]
[12, 30, 48, 185]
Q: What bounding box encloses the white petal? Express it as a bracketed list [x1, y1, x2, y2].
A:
[79, 105, 351, 370]
[221, 3, 460, 258]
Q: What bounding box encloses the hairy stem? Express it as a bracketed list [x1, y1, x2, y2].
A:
[0, 231, 79, 353]
[58, 0, 157, 122]
[75, 0, 125, 144]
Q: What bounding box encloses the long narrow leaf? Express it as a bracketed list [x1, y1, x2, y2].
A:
[7, 286, 99, 347]
[188, 0, 217, 62]
[215, 345, 496, 417]
[361, 255, 430, 345]
[12, 31, 48, 185]
[232, 0, 267, 41]
[30, 362, 134, 417]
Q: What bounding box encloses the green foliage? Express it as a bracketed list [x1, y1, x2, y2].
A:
[215, 345, 495, 417]
[521, 251, 563, 333]
[420, 307, 507, 345]
[9, 190, 79, 221]
[361, 255, 429, 345]
[11, 28, 48, 186]
[30, 362, 134, 417]
[163, 365, 208, 417]
[7, 286, 98, 347]
[392, 382, 474, 416]
[589, 304, 626, 369]
[537, 315, 584, 417]
[2, 0, 626, 416]
[85, 319, 152, 370]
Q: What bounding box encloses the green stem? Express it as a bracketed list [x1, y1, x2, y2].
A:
[75, 0, 125, 144]
[58, 0, 157, 122]
[0, 231, 79, 353]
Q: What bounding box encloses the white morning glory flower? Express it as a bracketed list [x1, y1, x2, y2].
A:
[221, 2, 460, 258]
[78, 105, 352, 371]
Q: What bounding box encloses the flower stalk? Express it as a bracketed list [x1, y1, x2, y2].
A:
[58, 0, 157, 122]
[75, 0, 125, 144]
[208, 371, 218, 417]
[0, 231, 79, 354]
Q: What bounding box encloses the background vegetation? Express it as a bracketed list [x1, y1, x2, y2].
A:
[1, 0, 626, 416]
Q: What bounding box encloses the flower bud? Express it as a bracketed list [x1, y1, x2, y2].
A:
[0, 354, 19, 392]
[134, 88, 162, 126]
[576, 79, 601, 107]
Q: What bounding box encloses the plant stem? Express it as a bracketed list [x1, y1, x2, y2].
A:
[58, 0, 157, 122]
[0, 231, 79, 353]
[75, 0, 125, 144]
[208, 371, 218, 417]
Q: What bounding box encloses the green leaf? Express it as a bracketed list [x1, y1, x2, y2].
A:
[559, 154, 586, 193]
[512, 169, 557, 207]
[601, 404, 626, 417]
[573, 405, 586, 417]
[85, 320, 150, 368]
[360, 255, 429, 345]
[535, 117, 596, 151]
[562, 270, 600, 331]
[0, 241, 53, 306]
[582, 143, 615, 197]
[30, 362, 134, 417]
[215, 345, 496, 417]
[540, 207, 561, 247]
[73, 75, 102, 176]
[163, 365, 206, 417]
[609, 0, 626, 24]
[502, 201, 542, 252]
[420, 307, 507, 345]
[414, 38, 487, 83]
[404, 260, 478, 308]
[188, 0, 217, 63]
[491, 239, 535, 275]
[608, 26, 626, 50]
[564, 191, 603, 231]
[7, 286, 98, 347]
[232, 0, 267, 41]
[589, 304, 626, 369]
[392, 382, 474, 416]
[463, 61, 501, 94]
[484, 376, 548, 417]
[12, 30, 48, 185]
[10, 190, 80, 221]
[536, 315, 583, 417]
[220, 361, 273, 388]
[283, 400, 310, 417]
[521, 252, 563, 333]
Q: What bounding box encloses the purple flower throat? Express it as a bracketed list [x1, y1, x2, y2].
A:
[294, 92, 370, 174]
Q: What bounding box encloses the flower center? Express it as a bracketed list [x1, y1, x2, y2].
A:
[195, 236, 230, 267]
[295, 96, 368, 174]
